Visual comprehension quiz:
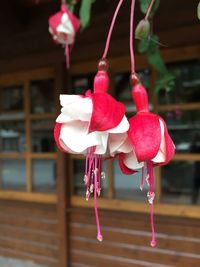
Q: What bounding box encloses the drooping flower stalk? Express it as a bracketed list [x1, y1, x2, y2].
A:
[144, 0, 156, 20]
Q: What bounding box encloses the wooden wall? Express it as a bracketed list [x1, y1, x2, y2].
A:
[0, 200, 59, 267]
[69, 208, 200, 267]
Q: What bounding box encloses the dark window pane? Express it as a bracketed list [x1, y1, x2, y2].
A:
[72, 159, 108, 197]
[114, 70, 152, 113]
[32, 159, 56, 193]
[71, 74, 95, 95]
[0, 85, 24, 111]
[161, 161, 200, 205]
[113, 160, 149, 201]
[160, 110, 200, 153]
[30, 79, 55, 114]
[158, 60, 200, 104]
[31, 120, 55, 152]
[0, 159, 26, 191]
[0, 121, 26, 152]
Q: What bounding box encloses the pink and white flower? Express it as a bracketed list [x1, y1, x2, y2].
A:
[48, 3, 80, 67]
[54, 69, 130, 241]
[118, 83, 175, 247]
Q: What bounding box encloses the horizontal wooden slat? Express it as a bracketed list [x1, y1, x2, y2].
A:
[0, 201, 57, 218]
[69, 209, 200, 267]
[0, 225, 58, 246]
[70, 222, 200, 255]
[0, 236, 58, 258]
[0, 191, 57, 204]
[71, 237, 200, 267]
[0, 214, 57, 232]
[70, 209, 200, 237]
[71, 249, 173, 267]
[0, 200, 59, 266]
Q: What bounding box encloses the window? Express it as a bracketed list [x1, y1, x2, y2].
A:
[158, 60, 200, 206]
[0, 68, 58, 202]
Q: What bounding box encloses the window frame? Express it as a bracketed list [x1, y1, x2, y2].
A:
[69, 44, 200, 219]
[0, 68, 58, 204]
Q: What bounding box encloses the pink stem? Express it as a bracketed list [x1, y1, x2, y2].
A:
[102, 0, 124, 59]
[145, 0, 156, 21]
[94, 155, 103, 242]
[130, 0, 136, 73]
[65, 44, 70, 69]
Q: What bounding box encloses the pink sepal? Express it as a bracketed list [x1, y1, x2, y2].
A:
[89, 93, 125, 133]
[128, 113, 161, 163]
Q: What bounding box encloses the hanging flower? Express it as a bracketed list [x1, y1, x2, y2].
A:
[119, 81, 175, 247]
[48, 3, 80, 67]
[54, 61, 130, 241]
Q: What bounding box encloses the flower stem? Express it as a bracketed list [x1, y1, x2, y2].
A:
[145, 0, 156, 21]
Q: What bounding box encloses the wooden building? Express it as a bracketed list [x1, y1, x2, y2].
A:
[0, 0, 200, 266]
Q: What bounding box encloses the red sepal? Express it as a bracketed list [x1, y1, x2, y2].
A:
[128, 113, 161, 162]
[89, 93, 125, 132]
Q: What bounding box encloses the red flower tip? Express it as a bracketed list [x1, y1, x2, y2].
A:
[94, 71, 109, 93]
[54, 123, 68, 153]
[118, 153, 136, 175]
[132, 83, 149, 112]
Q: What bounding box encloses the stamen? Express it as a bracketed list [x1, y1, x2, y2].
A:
[146, 161, 156, 247]
[94, 154, 103, 242]
[140, 167, 144, 191]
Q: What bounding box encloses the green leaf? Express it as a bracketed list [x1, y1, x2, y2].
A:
[198, 1, 200, 20]
[147, 51, 167, 74]
[155, 73, 175, 93]
[139, 0, 160, 17]
[79, 0, 95, 29]
[138, 38, 150, 53]
[135, 19, 150, 40]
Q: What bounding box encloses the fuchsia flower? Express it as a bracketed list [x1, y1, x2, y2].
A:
[48, 3, 80, 67]
[119, 82, 175, 246]
[54, 64, 130, 241]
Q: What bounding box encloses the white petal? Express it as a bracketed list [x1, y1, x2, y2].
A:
[57, 96, 93, 123]
[153, 119, 166, 163]
[59, 121, 101, 153]
[123, 151, 144, 170]
[107, 116, 129, 133]
[109, 133, 132, 157]
[58, 13, 75, 36]
[60, 95, 82, 107]
[95, 132, 109, 155]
